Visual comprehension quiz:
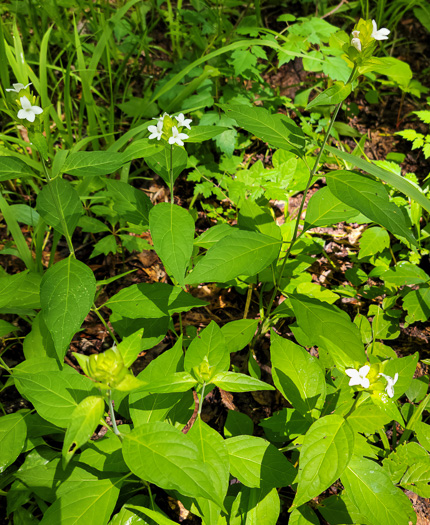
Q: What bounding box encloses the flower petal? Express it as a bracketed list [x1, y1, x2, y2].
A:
[361, 377, 370, 389]
[359, 365, 370, 377]
[20, 96, 32, 110]
[32, 106, 43, 115]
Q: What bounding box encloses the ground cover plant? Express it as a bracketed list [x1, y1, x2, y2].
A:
[0, 1, 429, 524]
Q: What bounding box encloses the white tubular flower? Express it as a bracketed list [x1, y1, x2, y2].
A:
[351, 30, 362, 52]
[148, 120, 163, 140]
[175, 113, 192, 130]
[345, 365, 370, 389]
[379, 373, 398, 398]
[6, 82, 32, 93]
[17, 96, 43, 123]
[168, 126, 189, 146]
[371, 20, 390, 40]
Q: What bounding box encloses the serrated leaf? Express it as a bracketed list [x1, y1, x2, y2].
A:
[36, 178, 83, 237]
[226, 435, 296, 489]
[326, 171, 416, 245]
[185, 230, 281, 284]
[62, 151, 126, 177]
[341, 455, 417, 525]
[40, 257, 96, 359]
[150, 203, 195, 286]
[270, 333, 326, 420]
[122, 421, 222, 506]
[293, 415, 354, 507]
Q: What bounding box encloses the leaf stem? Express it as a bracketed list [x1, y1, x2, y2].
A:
[198, 382, 206, 417]
[107, 390, 123, 441]
[170, 144, 174, 204]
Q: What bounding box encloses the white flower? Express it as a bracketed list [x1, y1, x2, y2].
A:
[379, 372, 398, 398]
[345, 365, 370, 389]
[148, 120, 163, 140]
[6, 82, 32, 93]
[17, 96, 43, 123]
[168, 126, 189, 146]
[351, 37, 362, 52]
[175, 113, 192, 130]
[371, 20, 390, 40]
[153, 112, 170, 124]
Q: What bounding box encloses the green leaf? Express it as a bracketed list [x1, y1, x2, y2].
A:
[117, 329, 144, 368]
[403, 286, 430, 324]
[384, 353, 419, 400]
[137, 372, 197, 393]
[304, 186, 363, 229]
[23, 313, 57, 361]
[325, 146, 430, 215]
[62, 396, 105, 467]
[122, 421, 222, 506]
[221, 104, 306, 154]
[416, 421, 430, 452]
[289, 505, 320, 525]
[0, 271, 41, 312]
[290, 294, 365, 368]
[370, 391, 404, 424]
[186, 126, 229, 142]
[40, 478, 121, 525]
[381, 262, 429, 287]
[106, 282, 208, 319]
[293, 415, 354, 507]
[145, 145, 188, 186]
[326, 171, 416, 245]
[347, 403, 392, 434]
[238, 200, 281, 239]
[307, 81, 352, 109]
[341, 455, 417, 525]
[221, 319, 259, 353]
[40, 257, 96, 359]
[13, 367, 97, 428]
[194, 223, 236, 249]
[123, 502, 179, 525]
[271, 333, 326, 420]
[230, 48, 257, 75]
[224, 410, 254, 438]
[0, 412, 28, 473]
[105, 179, 152, 226]
[211, 371, 275, 392]
[122, 138, 164, 162]
[36, 178, 83, 237]
[62, 151, 126, 177]
[358, 227, 390, 259]
[0, 157, 36, 182]
[184, 321, 229, 382]
[225, 435, 296, 488]
[188, 418, 229, 505]
[185, 230, 281, 284]
[230, 487, 280, 525]
[0, 319, 17, 337]
[149, 203, 195, 286]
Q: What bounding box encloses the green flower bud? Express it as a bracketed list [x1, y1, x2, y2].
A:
[87, 346, 128, 389]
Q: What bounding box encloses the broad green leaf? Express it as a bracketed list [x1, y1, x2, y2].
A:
[105, 179, 152, 226]
[0, 271, 41, 311]
[318, 494, 370, 525]
[79, 433, 128, 473]
[14, 368, 97, 428]
[358, 227, 390, 259]
[0, 156, 36, 181]
[221, 104, 306, 154]
[124, 502, 179, 525]
[110, 315, 169, 348]
[259, 408, 311, 442]
[62, 151, 126, 177]
[370, 391, 404, 424]
[122, 138, 164, 162]
[145, 145, 188, 186]
[186, 126, 229, 142]
[194, 223, 236, 249]
[225, 435, 296, 488]
[211, 371, 275, 392]
[224, 410, 254, 438]
[221, 319, 258, 353]
[188, 418, 229, 504]
[293, 415, 354, 507]
[150, 203, 195, 286]
[325, 146, 430, 215]
[289, 505, 320, 525]
[382, 262, 429, 287]
[384, 353, 419, 400]
[184, 321, 229, 382]
[23, 313, 57, 361]
[41, 257, 96, 359]
[117, 329, 144, 368]
[347, 403, 391, 434]
[238, 200, 281, 239]
[122, 421, 221, 505]
[290, 295, 365, 367]
[106, 282, 208, 319]
[0, 319, 17, 337]
[230, 486, 280, 525]
[137, 372, 197, 393]
[0, 412, 28, 473]
[403, 286, 430, 324]
[36, 178, 83, 237]
[369, 305, 400, 340]
[271, 333, 326, 420]
[304, 186, 363, 229]
[416, 422, 430, 452]
[40, 478, 121, 525]
[400, 460, 430, 498]
[185, 230, 281, 284]
[62, 396, 105, 467]
[307, 81, 352, 109]
[341, 455, 416, 525]
[326, 171, 416, 245]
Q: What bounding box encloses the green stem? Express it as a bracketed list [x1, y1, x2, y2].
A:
[379, 429, 391, 454]
[92, 305, 119, 345]
[107, 390, 123, 441]
[198, 382, 206, 417]
[170, 144, 174, 204]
